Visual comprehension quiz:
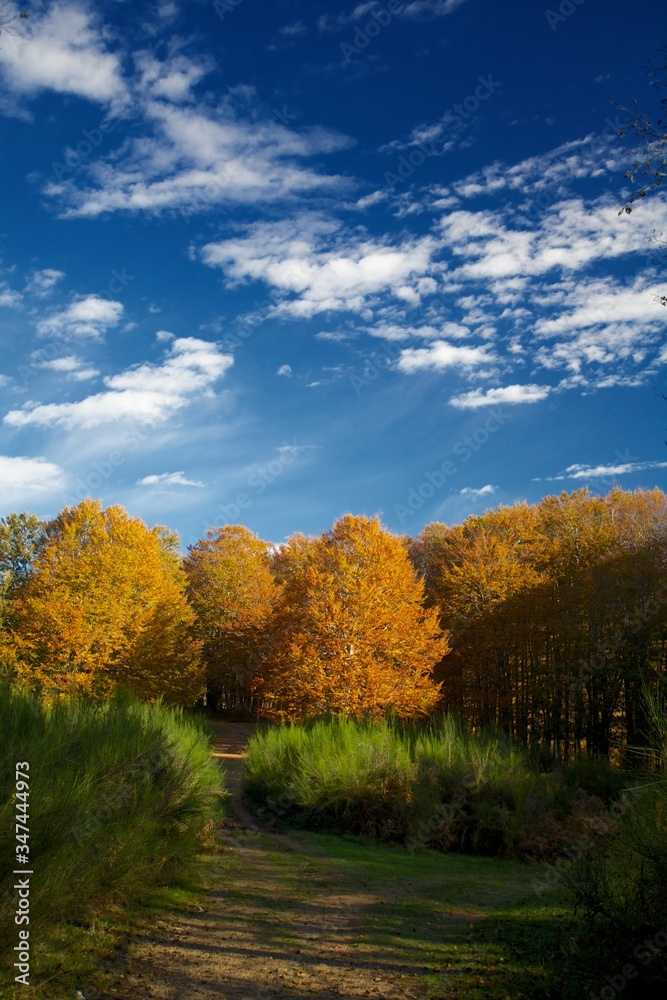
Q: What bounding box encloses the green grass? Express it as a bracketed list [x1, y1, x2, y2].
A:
[0, 683, 226, 984]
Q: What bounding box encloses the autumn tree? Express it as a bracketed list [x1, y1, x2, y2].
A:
[415, 488, 667, 759]
[184, 525, 279, 712]
[7, 499, 202, 703]
[254, 515, 448, 721]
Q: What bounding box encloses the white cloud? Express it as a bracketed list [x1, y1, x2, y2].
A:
[535, 278, 667, 336]
[277, 364, 293, 377]
[320, 0, 466, 27]
[4, 337, 233, 430]
[541, 459, 667, 482]
[0, 284, 22, 308]
[532, 277, 667, 376]
[137, 471, 205, 488]
[449, 383, 552, 408]
[24, 268, 65, 297]
[279, 20, 306, 36]
[402, 0, 468, 14]
[448, 134, 627, 202]
[460, 484, 496, 496]
[366, 320, 470, 342]
[36, 355, 100, 381]
[134, 51, 212, 103]
[46, 99, 351, 218]
[397, 339, 496, 373]
[0, 3, 126, 104]
[0, 454, 65, 492]
[201, 216, 438, 318]
[439, 197, 667, 281]
[37, 295, 123, 340]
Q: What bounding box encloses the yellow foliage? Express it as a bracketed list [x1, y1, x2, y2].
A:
[8, 499, 203, 703]
[254, 515, 448, 721]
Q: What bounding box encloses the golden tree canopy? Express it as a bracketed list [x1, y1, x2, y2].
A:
[9, 499, 202, 703]
[254, 514, 448, 721]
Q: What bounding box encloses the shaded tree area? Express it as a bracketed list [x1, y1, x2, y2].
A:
[183, 525, 279, 715]
[412, 488, 667, 760]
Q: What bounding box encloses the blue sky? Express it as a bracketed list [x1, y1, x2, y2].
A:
[1, 0, 666, 548]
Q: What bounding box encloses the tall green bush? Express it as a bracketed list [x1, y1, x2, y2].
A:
[0, 685, 224, 945]
[244, 715, 614, 859]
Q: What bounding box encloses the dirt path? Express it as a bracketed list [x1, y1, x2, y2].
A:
[110, 719, 422, 1000]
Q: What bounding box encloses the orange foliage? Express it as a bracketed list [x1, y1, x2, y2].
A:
[254, 515, 448, 721]
[8, 499, 202, 703]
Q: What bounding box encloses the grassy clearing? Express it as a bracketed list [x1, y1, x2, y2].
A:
[0, 684, 225, 988]
[287, 830, 579, 999]
[244, 716, 624, 860]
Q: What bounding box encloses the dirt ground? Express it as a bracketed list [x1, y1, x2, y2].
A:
[109, 719, 423, 1000]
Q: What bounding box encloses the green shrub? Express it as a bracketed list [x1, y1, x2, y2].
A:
[244, 715, 618, 859]
[562, 688, 667, 993]
[0, 685, 224, 946]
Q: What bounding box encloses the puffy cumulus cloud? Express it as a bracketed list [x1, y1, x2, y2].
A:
[277, 364, 293, 376]
[46, 99, 351, 218]
[201, 215, 439, 318]
[4, 337, 233, 430]
[37, 295, 124, 340]
[137, 471, 205, 488]
[449, 383, 552, 408]
[0, 3, 126, 105]
[397, 339, 496, 373]
[535, 278, 667, 337]
[0, 454, 65, 492]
